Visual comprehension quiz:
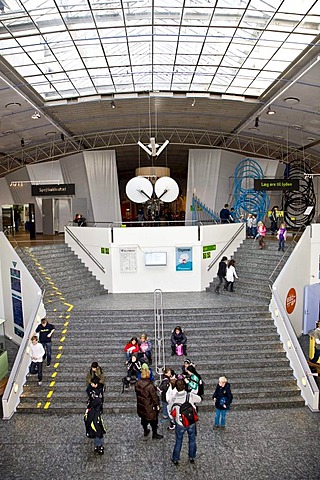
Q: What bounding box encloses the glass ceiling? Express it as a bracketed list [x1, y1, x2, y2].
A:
[0, 0, 319, 100]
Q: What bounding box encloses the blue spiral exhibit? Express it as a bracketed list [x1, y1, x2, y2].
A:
[233, 158, 270, 222]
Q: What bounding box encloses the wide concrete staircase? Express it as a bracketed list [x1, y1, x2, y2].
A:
[16, 238, 304, 414]
[18, 244, 107, 303]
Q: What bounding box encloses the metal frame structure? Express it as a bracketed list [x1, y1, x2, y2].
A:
[1, 127, 320, 177]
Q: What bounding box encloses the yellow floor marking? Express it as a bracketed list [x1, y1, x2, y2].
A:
[64, 321, 69, 326]
[49, 381, 55, 387]
[59, 315, 63, 318]
[45, 276, 51, 280]
[65, 315, 70, 320]
[64, 303, 74, 311]
[62, 329, 67, 334]
[44, 402, 51, 409]
[49, 281, 54, 285]
[38, 267, 44, 270]
[47, 391, 53, 399]
[51, 372, 57, 378]
[60, 336, 65, 342]
[58, 345, 63, 350]
[54, 308, 57, 312]
[37, 402, 42, 408]
[56, 353, 62, 359]
[56, 291, 62, 295]
[35, 262, 40, 266]
[60, 297, 65, 300]
[52, 286, 58, 290]
[54, 362, 60, 368]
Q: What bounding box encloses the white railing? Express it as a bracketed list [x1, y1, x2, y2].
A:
[154, 289, 165, 380]
[2, 294, 45, 419]
[270, 290, 319, 411]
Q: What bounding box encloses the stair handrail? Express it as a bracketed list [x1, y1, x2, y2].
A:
[268, 227, 303, 285]
[207, 223, 245, 272]
[65, 226, 105, 273]
[2, 292, 45, 419]
[270, 289, 319, 411]
[154, 289, 165, 380]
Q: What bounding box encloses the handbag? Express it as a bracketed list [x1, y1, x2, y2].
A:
[176, 344, 183, 356]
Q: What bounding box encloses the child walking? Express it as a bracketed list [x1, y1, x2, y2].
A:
[225, 259, 238, 293]
[257, 221, 266, 249]
[212, 376, 233, 430]
[277, 223, 287, 252]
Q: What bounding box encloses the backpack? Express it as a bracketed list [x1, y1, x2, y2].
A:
[172, 393, 199, 427]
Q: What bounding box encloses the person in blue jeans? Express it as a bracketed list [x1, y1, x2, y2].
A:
[169, 379, 202, 466]
[212, 376, 233, 430]
[35, 317, 55, 367]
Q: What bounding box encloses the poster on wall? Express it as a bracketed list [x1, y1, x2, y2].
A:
[176, 247, 193, 271]
[120, 248, 137, 273]
[10, 267, 24, 336]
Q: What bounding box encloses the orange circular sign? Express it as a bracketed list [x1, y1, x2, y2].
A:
[286, 288, 297, 314]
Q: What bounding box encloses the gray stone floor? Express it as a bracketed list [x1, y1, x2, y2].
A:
[1, 291, 320, 480]
[0, 407, 319, 480]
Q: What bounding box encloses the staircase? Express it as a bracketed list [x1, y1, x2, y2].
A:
[16, 238, 304, 414]
[18, 244, 107, 303]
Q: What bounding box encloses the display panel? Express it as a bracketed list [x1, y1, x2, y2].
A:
[145, 252, 167, 266]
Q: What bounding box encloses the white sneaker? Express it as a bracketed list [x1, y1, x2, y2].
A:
[38, 381, 42, 386]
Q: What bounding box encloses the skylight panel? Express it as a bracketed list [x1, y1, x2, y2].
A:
[154, 54, 175, 65]
[154, 7, 182, 25]
[15, 63, 42, 76]
[93, 8, 124, 28]
[279, 0, 316, 14]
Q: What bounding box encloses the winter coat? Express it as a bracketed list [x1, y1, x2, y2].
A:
[135, 378, 160, 421]
[217, 260, 227, 278]
[171, 331, 187, 346]
[86, 383, 104, 412]
[159, 376, 171, 402]
[84, 407, 106, 439]
[212, 383, 233, 410]
[226, 265, 238, 282]
[124, 341, 140, 355]
[86, 366, 106, 386]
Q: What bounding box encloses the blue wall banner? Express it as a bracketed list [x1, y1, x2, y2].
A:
[176, 247, 193, 271]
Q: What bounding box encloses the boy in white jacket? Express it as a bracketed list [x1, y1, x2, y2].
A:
[29, 335, 45, 386]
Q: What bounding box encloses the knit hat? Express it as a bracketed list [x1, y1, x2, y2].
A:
[141, 363, 149, 370]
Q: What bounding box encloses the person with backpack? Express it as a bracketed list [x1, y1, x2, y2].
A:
[212, 376, 233, 430]
[84, 375, 106, 454]
[169, 378, 202, 466]
[158, 367, 173, 420]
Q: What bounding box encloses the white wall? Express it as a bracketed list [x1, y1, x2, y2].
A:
[0, 233, 44, 343]
[65, 223, 244, 293]
[273, 227, 311, 336]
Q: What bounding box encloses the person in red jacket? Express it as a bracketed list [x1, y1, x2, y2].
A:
[124, 336, 139, 362]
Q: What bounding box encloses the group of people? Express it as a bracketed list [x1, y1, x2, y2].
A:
[214, 257, 238, 294]
[83, 353, 232, 465]
[28, 317, 55, 386]
[73, 213, 87, 227]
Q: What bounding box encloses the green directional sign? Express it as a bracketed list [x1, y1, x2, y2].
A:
[203, 244, 216, 252]
[100, 247, 109, 254]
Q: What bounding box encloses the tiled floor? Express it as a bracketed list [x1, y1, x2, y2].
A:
[1, 231, 319, 479]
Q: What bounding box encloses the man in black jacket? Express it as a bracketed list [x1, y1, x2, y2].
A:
[35, 317, 55, 367]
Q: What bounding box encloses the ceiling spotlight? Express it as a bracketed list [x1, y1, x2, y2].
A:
[284, 97, 300, 105]
[267, 106, 276, 115]
[21, 138, 24, 147]
[254, 117, 259, 128]
[111, 100, 116, 109]
[31, 111, 41, 119]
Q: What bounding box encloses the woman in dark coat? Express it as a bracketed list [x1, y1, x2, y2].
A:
[135, 369, 163, 439]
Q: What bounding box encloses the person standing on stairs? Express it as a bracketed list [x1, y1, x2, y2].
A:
[35, 317, 55, 367]
[277, 223, 287, 252]
[135, 368, 163, 440]
[86, 361, 106, 389]
[257, 221, 267, 249]
[214, 256, 228, 294]
[225, 259, 238, 293]
[29, 335, 45, 386]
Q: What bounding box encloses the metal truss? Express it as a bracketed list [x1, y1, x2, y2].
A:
[1, 128, 319, 176]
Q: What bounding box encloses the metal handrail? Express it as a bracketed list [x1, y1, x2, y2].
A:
[65, 226, 105, 273]
[154, 289, 165, 380]
[207, 223, 245, 272]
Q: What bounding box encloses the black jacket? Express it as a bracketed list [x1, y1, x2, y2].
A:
[212, 383, 233, 410]
[171, 331, 187, 346]
[217, 261, 227, 277]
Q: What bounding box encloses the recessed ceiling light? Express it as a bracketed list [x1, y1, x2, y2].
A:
[284, 97, 300, 105]
[31, 111, 41, 119]
[45, 131, 56, 137]
[310, 119, 320, 125]
[3, 129, 14, 135]
[5, 102, 21, 110]
[306, 136, 316, 142]
[275, 135, 284, 140]
[291, 124, 302, 130]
